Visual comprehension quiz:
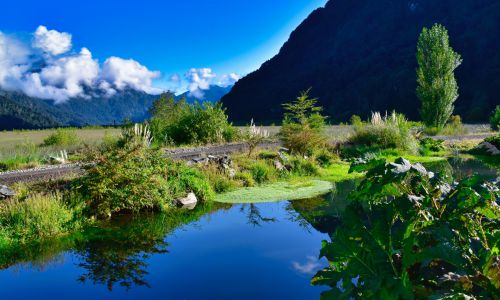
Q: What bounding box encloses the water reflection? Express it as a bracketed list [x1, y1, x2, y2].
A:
[240, 203, 277, 226]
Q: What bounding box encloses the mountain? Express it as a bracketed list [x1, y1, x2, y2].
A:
[0, 84, 233, 130]
[0, 95, 60, 130]
[221, 0, 500, 123]
[177, 85, 232, 104]
[0, 89, 158, 129]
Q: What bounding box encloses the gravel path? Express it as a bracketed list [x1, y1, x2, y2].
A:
[0, 132, 494, 185]
[0, 141, 281, 185]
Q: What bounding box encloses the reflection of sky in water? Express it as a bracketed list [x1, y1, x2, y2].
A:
[0, 200, 331, 300]
[291, 255, 327, 275]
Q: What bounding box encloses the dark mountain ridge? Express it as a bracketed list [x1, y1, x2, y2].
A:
[222, 0, 500, 123]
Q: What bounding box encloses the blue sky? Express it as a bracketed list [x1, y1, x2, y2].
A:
[0, 0, 326, 92]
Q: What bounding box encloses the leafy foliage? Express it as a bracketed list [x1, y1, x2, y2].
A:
[348, 112, 418, 153]
[417, 24, 462, 130]
[149, 93, 238, 146]
[490, 106, 500, 131]
[42, 128, 80, 147]
[279, 90, 327, 155]
[313, 157, 500, 299]
[75, 141, 214, 219]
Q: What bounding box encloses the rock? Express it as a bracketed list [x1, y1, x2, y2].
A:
[175, 192, 198, 210]
[274, 160, 286, 171]
[0, 185, 16, 199]
[228, 168, 236, 178]
[481, 141, 500, 156]
[389, 157, 412, 174]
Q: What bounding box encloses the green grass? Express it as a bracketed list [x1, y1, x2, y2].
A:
[214, 179, 333, 203]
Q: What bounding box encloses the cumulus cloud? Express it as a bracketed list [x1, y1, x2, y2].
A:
[217, 73, 240, 87]
[33, 26, 72, 55]
[184, 68, 239, 99]
[22, 47, 99, 103]
[0, 33, 31, 93]
[101, 57, 161, 95]
[0, 26, 162, 102]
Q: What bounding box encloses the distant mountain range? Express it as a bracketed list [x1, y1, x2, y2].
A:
[177, 85, 232, 104]
[222, 0, 500, 123]
[0, 85, 231, 130]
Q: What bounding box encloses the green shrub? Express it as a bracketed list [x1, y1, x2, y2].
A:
[348, 111, 418, 153]
[442, 115, 467, 135]
[350, 115, 363, 127]
[42, 128, 79, 147]
[75, 143, 214, 218]
[290, 157, 320, 176]
[0, 193, 75, 244]
[250, 162, 275, 184]
[419, 137, 445, 155]
[279, 90, 327, 155]
[490, 105, 500, 131]
[211, 175, 236, 193]
[314, 149, 337, 167]
[233, 172, 256, 187]
[149, 93, 237, 146]
[314, 158, 500, 298]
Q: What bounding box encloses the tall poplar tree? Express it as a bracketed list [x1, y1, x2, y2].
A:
[417, 24, 462, 130]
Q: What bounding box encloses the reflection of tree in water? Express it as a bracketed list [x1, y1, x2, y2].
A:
[289, 180, 357, 235]
[74, 204, 219, 291]
[240, 204, 276, 226]
[0, 202, 221, 292]
[76, 237, 167, 291]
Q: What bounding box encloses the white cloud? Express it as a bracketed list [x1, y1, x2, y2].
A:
[291, 256, 324, 275]
[184, 68, 239, 99]
[0, 32, 31, 89]
[101, 56, 161, 95]
[33, 25, 72, 56]
[22, 47, 99, 103]
[185, 68, 216, 99]
[0, 26, 163, 102]
[217, 72, 240, 87]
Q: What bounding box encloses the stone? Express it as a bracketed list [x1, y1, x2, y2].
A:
[228, 168, 236, 178]
[175, 192, 198, 210]
[274, 160, 286, 171]
[0, 185, 16, 199]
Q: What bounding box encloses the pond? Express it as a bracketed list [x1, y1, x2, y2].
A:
[0, 157, 497, 299]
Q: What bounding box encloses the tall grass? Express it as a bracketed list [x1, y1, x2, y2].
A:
[0, 193, 75, 244]
[348, 111, 419, 153]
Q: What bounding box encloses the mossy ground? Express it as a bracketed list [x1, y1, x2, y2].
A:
[215, 179, 333, 203]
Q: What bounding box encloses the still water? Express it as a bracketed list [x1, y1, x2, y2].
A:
[0, 157, 497, 299]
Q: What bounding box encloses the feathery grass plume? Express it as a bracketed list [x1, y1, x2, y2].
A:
[121, 123, 153, 147]
[244, 119, 270, 157]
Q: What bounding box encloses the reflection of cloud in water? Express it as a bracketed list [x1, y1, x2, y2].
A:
[292, 256, 324, 274]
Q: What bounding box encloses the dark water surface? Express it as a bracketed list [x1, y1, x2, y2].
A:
[0, 157, 497, 300]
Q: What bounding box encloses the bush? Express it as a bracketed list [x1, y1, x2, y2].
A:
[314, 149, 337, 167]
[0, 193, 75, 244]
[279, 90, 327, 155]
[149, 93, 238, 146]
[490, 105, 500, 131]
[75, 143, 214, 218]
[233, 172, 256, 187]
[42, 128, 79, 147]
[290, 157, 320, 176]
[348, 111, 418, 153]
[442, 115, 467, 135]
[250, 162, 275, 184]
[419, 137, 445, 155]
